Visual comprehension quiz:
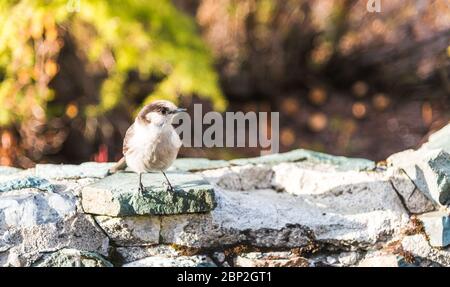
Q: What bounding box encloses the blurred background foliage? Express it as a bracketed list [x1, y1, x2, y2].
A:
[0, 0, 449, 167]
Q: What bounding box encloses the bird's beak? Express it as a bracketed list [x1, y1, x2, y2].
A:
[171, 108, 187, 114]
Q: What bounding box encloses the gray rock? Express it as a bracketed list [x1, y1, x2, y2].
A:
[123, 255, 216, 267]
[160, 187, 409, 249]
[201, 164, 273, 190]
[428, 151, 450, 204]
[35, 162, 115, 179]
[0, 176, 56, 192]
[389, 169, 435, 214]
[0, 166, 22, 176]
[421, 124, 450, 153]
[418, 210, 450, 247]
[115, 245, 180, 264]
[0, 190, 76, 231]
[229, 149, 375, 171]
[81, 172, 216, 216]
[95, 215, 160, 246]
[338, 252, 361, 266]
[170, 158, 230, 172]
[387, 149, 450, 205]
[32, 248, 113, 267]
[401, 234, 450, 266]
[0, 189, 109, 266]
[358, 254, 403, 267]
[234, 252, 309, 267]
[212, 252, 226, 263]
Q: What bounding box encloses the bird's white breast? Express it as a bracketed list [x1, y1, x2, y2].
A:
[125, 122, 181, 173]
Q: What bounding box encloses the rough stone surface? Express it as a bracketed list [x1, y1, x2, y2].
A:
[170, 158, 230, 172]
[358, 254, 403, 267]
[123, 255, 216, 267]
[337, 252, 362, 266]
[229, 149, 375, 171]
[32, 249, 113, 267]
[234, 252, 309, 267]
[160, 187, 409, 248]
[95, 215, 160, 246]
[202, 164, 273, 190]
[0, 166, 22, 176]
[1, 126, 450, 267]
[115, 245, 180, 264]
[421, 123, 450, 153]
[401, 234, 450, 266]
[389, 169, 435, 214]
[35, 162, 115, 179]
[418, 210, 450, 247]
[273, 162, 394, 196]
[387, 149, 450, 205]
[0, 176, 56, 192]
[81, 172, 216, 216]
[0, 188, 109, 266]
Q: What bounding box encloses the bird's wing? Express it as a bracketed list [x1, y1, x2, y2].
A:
[122, 123, 135, 155]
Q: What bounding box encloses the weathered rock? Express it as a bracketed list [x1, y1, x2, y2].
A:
[358, 254, 404, 267]
[0, 189, 109, 266]
[114, 245, 180, 264]
[0, 190, 76, 231]
[0, 166, 22, 176]
[418, 210, 450, 247]
[160, 187, 409, 248]
[32, 248, 113, 267]
[35, 162, 115, 180]
[81, 172, 216, 216]
[389, 169, 435, 214]
[273, 162, 395, 197]
[401, 234, 450, 266]
[421, 123, 450, 153]
[234, 252, 309, 267]
[337, 252, 362, 266]
[95, 215, 160, 246]
[387, 149, 450, 205]
[212, 252, 226, 263]
[123, 255, 216, 267]
[229, 149, 375, 171]
[201, 164, 273, 190]
[170, 158, 230, 172]
[0, 176, 56, 192]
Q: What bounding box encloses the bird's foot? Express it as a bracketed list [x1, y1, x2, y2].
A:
[162, 181, 174, 192]
[104, 169, 113, 177]
[138, 184, 145, 195]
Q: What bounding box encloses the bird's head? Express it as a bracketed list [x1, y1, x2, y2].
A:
[137, 100, 186, 128]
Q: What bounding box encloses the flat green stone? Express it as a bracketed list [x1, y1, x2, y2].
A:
[229, 149, 375, 171]
[170, 158, 230, 172]
[81, 172, 216, 216]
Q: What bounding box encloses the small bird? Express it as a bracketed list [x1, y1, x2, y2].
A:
[108, 100, 186, 193]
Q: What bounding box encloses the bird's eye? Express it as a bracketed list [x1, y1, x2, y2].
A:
[161, 108, 167, 115]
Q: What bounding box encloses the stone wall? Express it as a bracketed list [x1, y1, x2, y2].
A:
[0, 124, 449, 267]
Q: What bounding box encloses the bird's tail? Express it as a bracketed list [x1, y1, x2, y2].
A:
[106, 157, 127, 176]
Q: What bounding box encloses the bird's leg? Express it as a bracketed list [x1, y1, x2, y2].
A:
[138, 172, 144, 194]
[161, 171, 174, 192]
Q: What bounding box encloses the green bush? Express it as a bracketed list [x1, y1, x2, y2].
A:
[0, 0, 226, 126]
